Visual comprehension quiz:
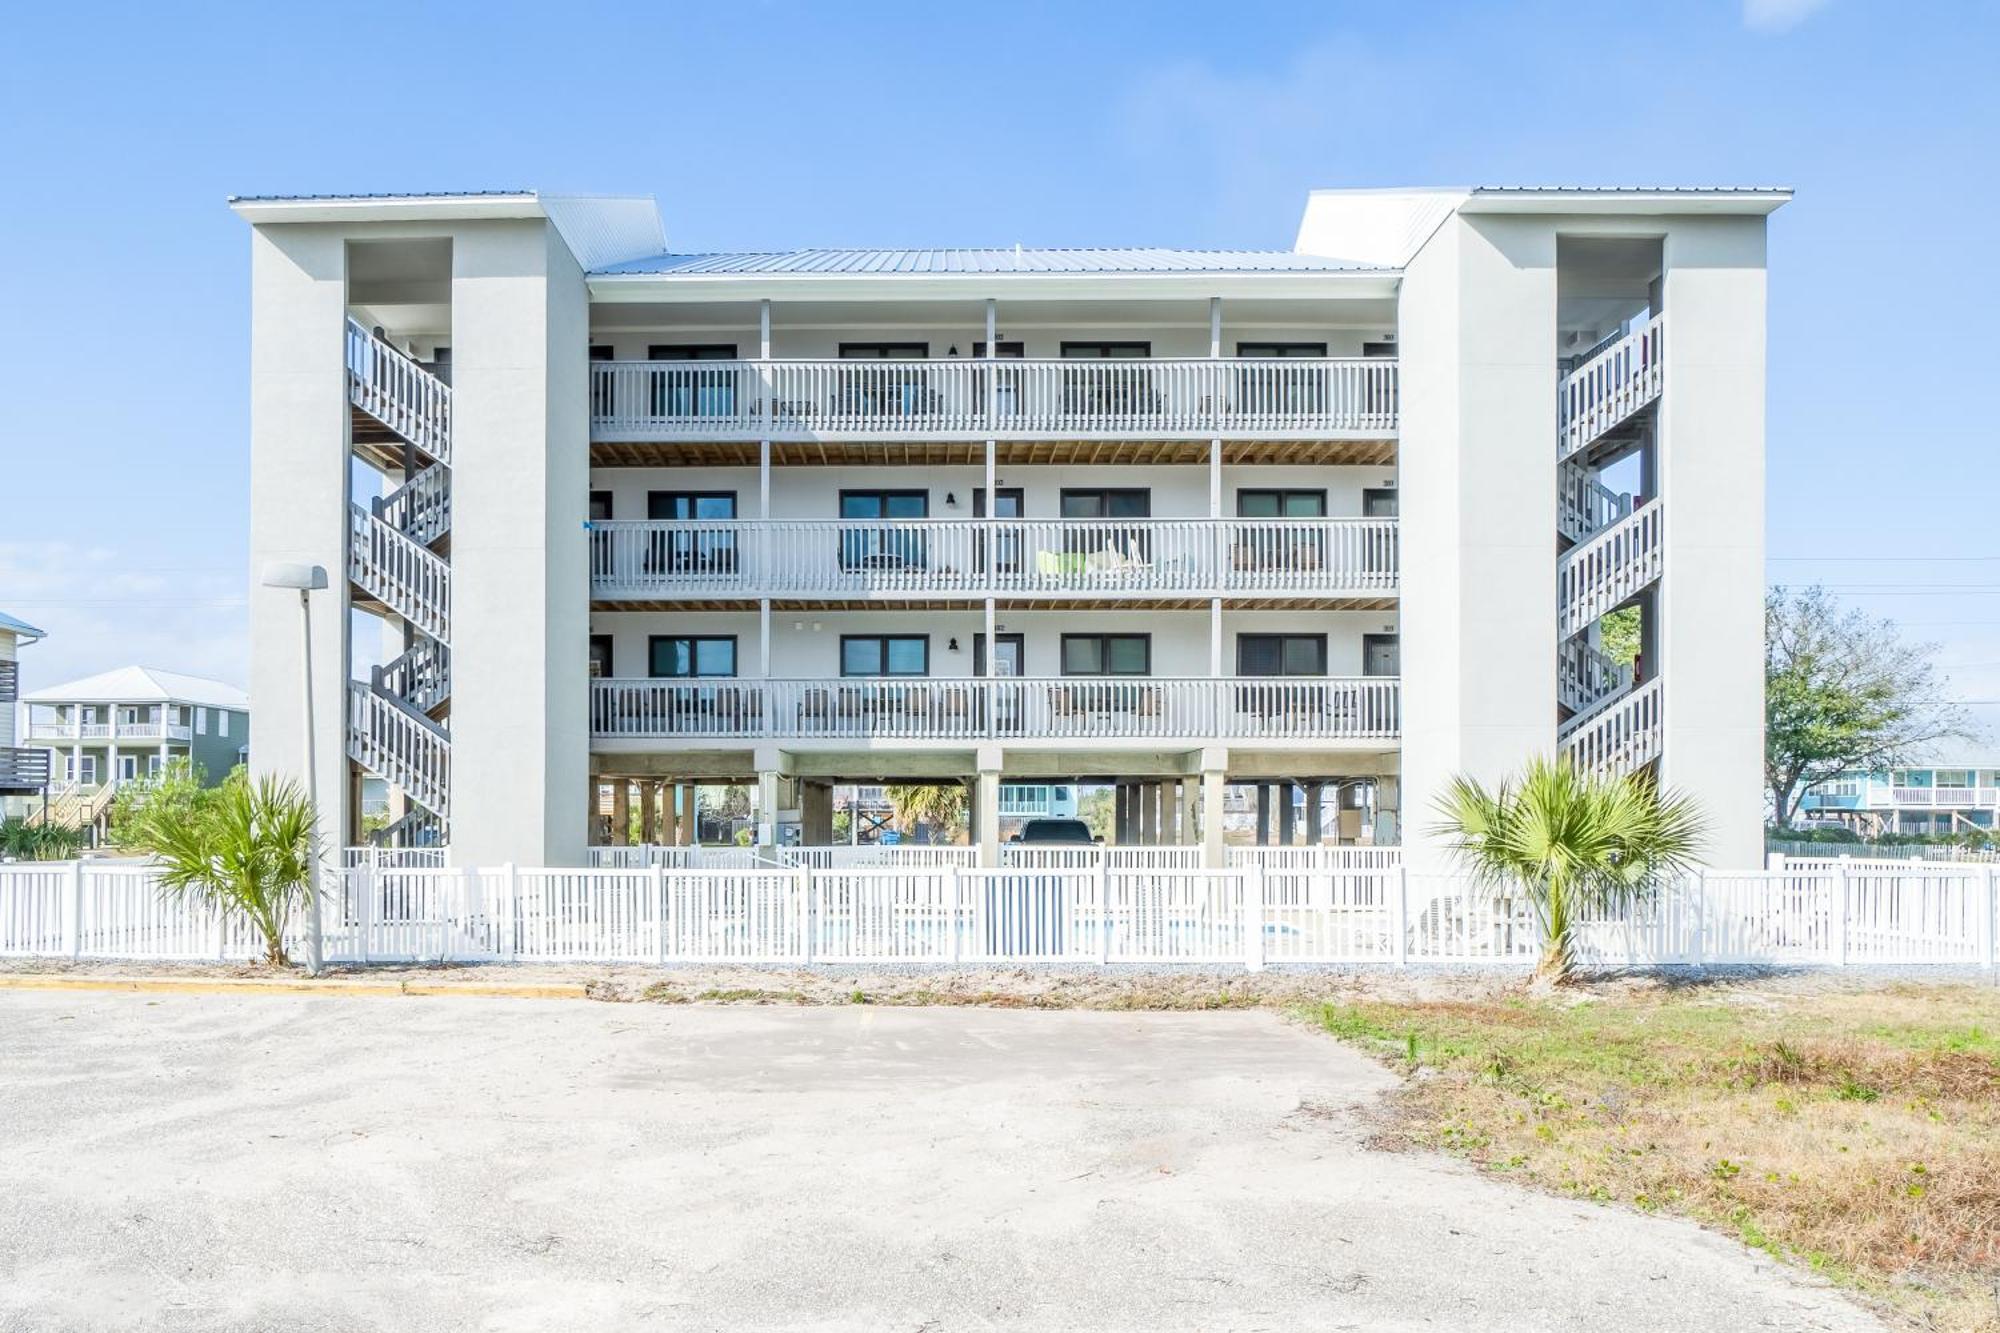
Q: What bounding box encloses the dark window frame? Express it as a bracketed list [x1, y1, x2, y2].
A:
[647, 490, 739, 521]
[837, 341, 930, 359]
[1236, 633, 1328, 677]
[589, 634, 615, 679]
[1059, 340, 1152, 359]
[647, 634, 740, 680]
[1060, 632, 1153, 677]
[1362, 487, 1398, 518]
[1235, 341, 1328, 358]
[839, 634, 931, 678]
[1235, 488, 1328, 518]
[647, 343, 739, 361]
[1058, 488, 1151, 519]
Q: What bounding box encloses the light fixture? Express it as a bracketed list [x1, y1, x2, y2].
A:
[947, 637, 961, 652]
[945, 492, 958, 508]
[811, 621, 822, 633]
[792, 621, 804, 632]
[947, 345, 959, 357]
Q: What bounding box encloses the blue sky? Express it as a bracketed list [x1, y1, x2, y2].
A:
[2, 0, 1996, 737]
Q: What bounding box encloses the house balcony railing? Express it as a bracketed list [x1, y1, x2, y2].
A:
[590, 676, 1399, 743]
[590, 357, 1398, 441]
[0, 746, 52, 792]
[1884, 786, 2000, 808]
[589, 518, 1398, 600]
[25, 719, 194, 743]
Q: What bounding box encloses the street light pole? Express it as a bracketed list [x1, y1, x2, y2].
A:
[261, 562, 328, 976]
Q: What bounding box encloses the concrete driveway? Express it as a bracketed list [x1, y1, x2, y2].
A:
[0, 992, 1883, 1332]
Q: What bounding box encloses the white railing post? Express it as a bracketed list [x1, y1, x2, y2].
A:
[1392, 863, 1409, 966]
[654, 863, 669, 964]
[946, 864, 962, 965]
[1833, 856, 1851, 966]
[799, 865, 815, 963]
[357, 862, 374, 964]
[1689, 868, 1705, 968]
[214, 893, 229, 962]
[1097, 854, 1113, 964]
[1243, 861, 1266, 972]
[1981, 863, 1996, 972]
[1766, 851, 1784, 872]
[66, 860, 83, 958]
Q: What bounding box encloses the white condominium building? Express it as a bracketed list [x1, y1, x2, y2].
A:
[233, 185, 1783, 869]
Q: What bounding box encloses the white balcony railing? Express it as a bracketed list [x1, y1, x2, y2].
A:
[590, 357, 1398, 441]
[591, 676, 1399, 743]
[1557, 500, 1663, 638]
[1887, 786, 2000, 808]
[27, 719, 194, 743]
[589, 518, 1398, 600]
[346, 318, 453, 463]
[1558, 314, 1663, 461]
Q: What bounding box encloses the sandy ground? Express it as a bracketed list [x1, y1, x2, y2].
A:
[0, 990, 1890, 1331]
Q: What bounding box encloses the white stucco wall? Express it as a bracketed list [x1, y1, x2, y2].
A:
[1396, 213, 1559, 872]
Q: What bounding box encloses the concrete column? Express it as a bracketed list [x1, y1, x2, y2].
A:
[1278, 781, 1298, 846]
[1167, 780, 1186, 845]
[1179, 776, 1199, 845]
[1659, 219, 1768, 866]
[448, 219, 591, 867]
[1396, 212, 1558, 872]
[1139, 782, 1158, 845]
[1201, 767, 1226, 869]
[637, 782, 657, 846]
[1111, 784, 1127, 844]
[755, 771, 780, 846]
[610, 779, 629, 846]
[1305, 781, 1324, 844]
[1255, 784, 1272, 845]
[975, 770, 1001, 867]
[244, 223, 350, 855]
[1374, 777, 1401, 848]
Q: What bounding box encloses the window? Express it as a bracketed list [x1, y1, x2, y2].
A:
[1362, 487, 1398, 518]
[841, 635, 929, 677]
[647, 491, 740, 573]
[648, 636, 737, 679]
[1059, 488, 1150, 519]
[589, 635, 614, 679]
[196, 708, 208, 735]
[1237, 634, 1327, 677]
[1236, 489, 1327, 519]
[838, 342, 928, 359]
[647, 344, 739, 418]
[219, 711, 229, 738]
[840, 490, 929, 570]
[1061, 634, 1151, 676]
[118, 755, 138, 782]
[147, 754, 163, 778]
[589, 491, 615, 578]
[68, 754, 97, 786]
[590, 491, 614, 521]
[1236, 342, 1328, 358]
[971, 341, 1024, 358]
[1060, 341, 1150, 359]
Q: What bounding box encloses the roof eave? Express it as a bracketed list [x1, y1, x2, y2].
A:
[228, 193, 547, 225]
[586, 267, 1402, 303]
[1461, 188, 1792, 216]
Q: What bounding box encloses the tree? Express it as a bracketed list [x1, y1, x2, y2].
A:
[136, 775, 320, 967]
[107, 759, 231, 852]
[885, 783, 967, 843]
[1599, 606, 1641, 668]
[1435, 757, 1703, 986]
[1766, 586, 1977, 826]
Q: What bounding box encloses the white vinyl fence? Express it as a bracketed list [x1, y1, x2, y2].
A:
[3, 856, 1995, 970]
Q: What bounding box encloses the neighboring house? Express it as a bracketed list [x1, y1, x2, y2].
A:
[235, 185, 1782, 869]
[23, 667, 250, 797]
[1798, 762, 2000, 836]
[0, 611, 52, 807]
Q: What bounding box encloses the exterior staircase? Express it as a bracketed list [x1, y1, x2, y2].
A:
[1555, 315, 1665, 778]
[345, 320, 454, 843]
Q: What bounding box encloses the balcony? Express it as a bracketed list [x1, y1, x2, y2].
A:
[590, 676, 1399, 745]
[1887, 786, 2000, 808]
[26, 718, 194, 743]
[0, 747, 51, 793]
[589, 518, 1398, 605]
[590, 357, 1397, 443]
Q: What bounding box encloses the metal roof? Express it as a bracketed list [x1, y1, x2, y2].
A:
[592, 247, 1381, 277]
[1470, 184, 1792, 194]
[0, 611, 46, 643]
[24, 665, 248, 710]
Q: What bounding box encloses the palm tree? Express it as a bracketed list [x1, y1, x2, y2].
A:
[136, 774, 320, 967]
[1434, 757, 1703, 985]
[0, 817, 81, 862]
[884, 782, 968, 843]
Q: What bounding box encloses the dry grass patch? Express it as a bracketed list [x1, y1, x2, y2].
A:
[1312, 984, 2000, 1331]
